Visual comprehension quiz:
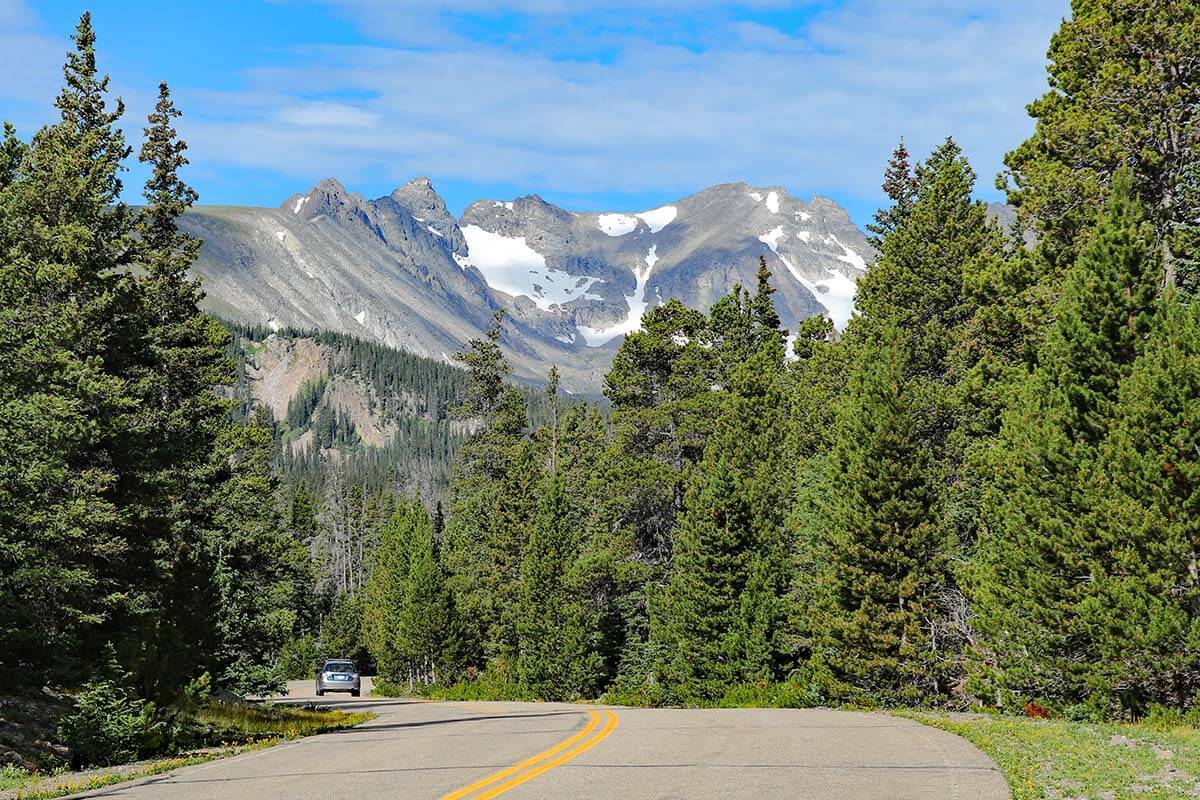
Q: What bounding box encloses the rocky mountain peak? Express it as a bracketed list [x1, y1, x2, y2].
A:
[388, 177, 459, 240]
[187, 176, 880, 392]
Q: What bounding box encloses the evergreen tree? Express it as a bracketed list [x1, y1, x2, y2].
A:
[397, 501, 462, 688]
[517, 476, 601, 699]
[442, 309, 530, 671]
[866, 138, 918, 248]
[362, 504, 419, 686]
[110, 82, 235, 700]
[655, 343, 791, 701]
[589, 300, 719, 693]
[1081, 297, 1200, 711]
[854, 137, 1001, 379]
[1002, 0, 1200, 280]
[204, 417, 309, 696]
[805, 323, 945, 702]
[0, 12, 138, 687]
[969, 172, 1161, 711]
[1172, 160, 1200, 293]
[0, 123, 24, 186]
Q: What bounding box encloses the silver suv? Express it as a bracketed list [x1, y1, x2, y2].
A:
[316, 659, 361, 697]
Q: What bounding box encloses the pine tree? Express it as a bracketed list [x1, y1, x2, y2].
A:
[397, 501, 462, 688]
[968, 172, 1161, 711]
[805, 322, 945, 702]
[108, 82, 235, 701]
[517, 475, 600, 699]
[1081, 297, 1200, 711]
[820, 141, 1004, 691]
[0, 12, 138, 687]
[654, 343, 791, 701]
[1172, 160, 1200, 293]
[854, 137, 1001, 379]
[0, 123, 25, 186]
[362, 504, 419, 686]
[1002, 0, 1200, 280]
[442, 309, 530, 672]
[204, 417, 310, 696]
[866, 138, 918, 248]
[751, 255, 784, 344]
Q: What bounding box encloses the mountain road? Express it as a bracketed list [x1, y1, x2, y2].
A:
[66, 680, 1009, 800]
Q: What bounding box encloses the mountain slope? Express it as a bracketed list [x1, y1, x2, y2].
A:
[186, 179, 875, 391]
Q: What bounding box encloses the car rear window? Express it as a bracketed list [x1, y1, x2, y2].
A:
[324, 661, 355, 671]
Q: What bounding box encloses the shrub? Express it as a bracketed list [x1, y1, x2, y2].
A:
[58, 679, 162, 769]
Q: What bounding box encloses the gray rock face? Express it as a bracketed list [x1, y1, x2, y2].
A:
[186, 178, 876, 392]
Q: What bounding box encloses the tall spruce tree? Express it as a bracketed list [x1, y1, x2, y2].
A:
[397, 501, 462, 688]
[109, 82, 235, 700]
[442, 310, 530, 671]
[1173, 160, 1200, 293]
[854, 137, 1001, 379]
[1081, 296, 1200, 711]
[362, 503, 419, 686]
[968, 172, 1161, 711]
[0, 13, 138, 686]
[655, 342, 791, 701]
[517, 475, 601, 699]
[585, 300, 719, 691]
[804, 322, 945, 702]
[204, 415, 310, 696]
[866, 138, 919, 249]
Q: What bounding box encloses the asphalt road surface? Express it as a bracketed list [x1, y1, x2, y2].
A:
[70, 680, 1010, 799]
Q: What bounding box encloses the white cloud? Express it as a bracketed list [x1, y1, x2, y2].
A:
[4, 0, 1071, 215]
[276, 101, 379, 128]
[173, 0, 1066, 208]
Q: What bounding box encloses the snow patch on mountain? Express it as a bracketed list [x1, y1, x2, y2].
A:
[759, 226, 857, 331]
[645, 244, 659, 268]
[577, 251, 660, 347]
[426, 225, 444, 238]
[765, 191, 780, 214]
[598, 213, 638, 236]
[355, 309, 366, 325]
[459, 224, 602, 311]
[292, 196, 309, 214]
[829, 234, 868, 270]
[636, 205, 677, 233]
[758, 226, 785, 251]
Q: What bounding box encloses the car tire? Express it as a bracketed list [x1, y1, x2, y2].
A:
[351, 689, 360, 697]
[316, 689, 324, 696]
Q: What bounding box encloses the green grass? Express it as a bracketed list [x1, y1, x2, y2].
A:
[189, 700, 374, 740]
[0, 765, 37, 792]
[906, 710, 1200, 799]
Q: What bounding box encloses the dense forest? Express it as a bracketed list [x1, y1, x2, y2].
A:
[349, 0, 1200, 718]
[1, 2, 1199, 773]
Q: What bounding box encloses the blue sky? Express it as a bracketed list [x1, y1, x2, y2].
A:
[1, 0, 1069, 226]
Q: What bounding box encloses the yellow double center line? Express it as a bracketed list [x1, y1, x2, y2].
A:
[440, 708, 619, 800]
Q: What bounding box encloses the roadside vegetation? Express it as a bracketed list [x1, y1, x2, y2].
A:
[908, 710, 1200, 800]
[1, 702, 371, 800]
